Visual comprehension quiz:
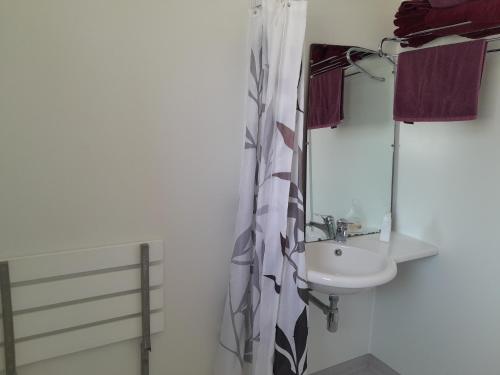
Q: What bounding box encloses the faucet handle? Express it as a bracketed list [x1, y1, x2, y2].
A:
[316, 214, 335, 223]
[336, 218, 353, 230]
[336, 218, 352, 225]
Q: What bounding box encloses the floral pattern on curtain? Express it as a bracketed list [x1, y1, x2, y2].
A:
[215, 1, 308, 375]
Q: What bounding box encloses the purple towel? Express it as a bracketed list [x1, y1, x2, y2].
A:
[307, 68, 344, 129]
[393, 0, 500, 47]
[429, 0, 472, 8]
[394, 40, 487, 122]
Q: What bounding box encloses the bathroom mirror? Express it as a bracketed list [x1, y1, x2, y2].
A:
[305, 45, 395, 242]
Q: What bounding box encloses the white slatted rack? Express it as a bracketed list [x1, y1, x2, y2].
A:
[0, 240, 164, 370]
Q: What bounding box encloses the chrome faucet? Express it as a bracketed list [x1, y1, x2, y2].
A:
[335, 219, 350, 243]
[307, 215, 336, 240]
[307, 216, 351, 242]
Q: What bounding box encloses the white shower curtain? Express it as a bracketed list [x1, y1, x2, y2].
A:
[216, 1, 308, 374]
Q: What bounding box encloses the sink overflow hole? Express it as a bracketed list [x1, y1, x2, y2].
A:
[335, 249, 343, 256]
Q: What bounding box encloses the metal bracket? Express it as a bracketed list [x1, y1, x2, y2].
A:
[377, 37, 400, 66]
[140, 244, 151, 375]
[0, 262, 17, 375]
[346, 47, 386, 82]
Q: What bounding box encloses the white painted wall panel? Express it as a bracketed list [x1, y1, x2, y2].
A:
[0, 1, 400, 374]
[371, 38, 500, 375]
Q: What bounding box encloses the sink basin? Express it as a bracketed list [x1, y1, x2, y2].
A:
[306, 241, 397, 295]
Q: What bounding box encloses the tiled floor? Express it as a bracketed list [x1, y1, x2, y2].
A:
[312, 354, 400, 375]
[350, 370, 391, 375]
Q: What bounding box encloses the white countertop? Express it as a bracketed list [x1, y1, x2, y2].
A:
[347, 232, 439, 263]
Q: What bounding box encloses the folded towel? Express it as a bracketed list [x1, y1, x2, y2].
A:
[307, 68, 344, 129]
[463, 25, 500, 38]
[424, 4, 469, 28]
[394, 14, 428, 27]
[394, 0, 500, 47]
[398, 0, 432, 13]
[394, 40, 487, 122]
[468, 1, 500, 24]
[429, 0, 472, 8]
[310, 44, 349, 61]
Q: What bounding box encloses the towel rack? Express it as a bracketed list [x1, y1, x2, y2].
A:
[379, 21, 500, 59]
[346, 47, 386, 82]
[379, 33, 500, 60]
[397, 21, 500, 43]
[310, 47, 385, 81]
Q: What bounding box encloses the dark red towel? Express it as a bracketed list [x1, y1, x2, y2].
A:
[463, 25, 500, 38]
[424, 4, 469, 28]
[429, 0, 472, 8]
[307, 68, 344, 129]
[394, 40, 487, 122]
[394, 0, 500, 47]
[469, 1, 500, 24]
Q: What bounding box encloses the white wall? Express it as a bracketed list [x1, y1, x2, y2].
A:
[371, 38, 500, 375]
[304, 1, 399, 372]
[0, 1, 246, 374]
[0, 1, 410, 374]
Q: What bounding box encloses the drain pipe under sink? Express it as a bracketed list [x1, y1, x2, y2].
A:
[309, 293, 340, 332]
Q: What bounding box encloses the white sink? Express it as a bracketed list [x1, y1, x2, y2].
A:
[306, 241, 397, 295]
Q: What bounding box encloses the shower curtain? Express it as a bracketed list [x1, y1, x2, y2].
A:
[216, 1, 308, 375]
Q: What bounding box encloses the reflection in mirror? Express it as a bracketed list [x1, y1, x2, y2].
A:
[305, 45, 395, 242]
